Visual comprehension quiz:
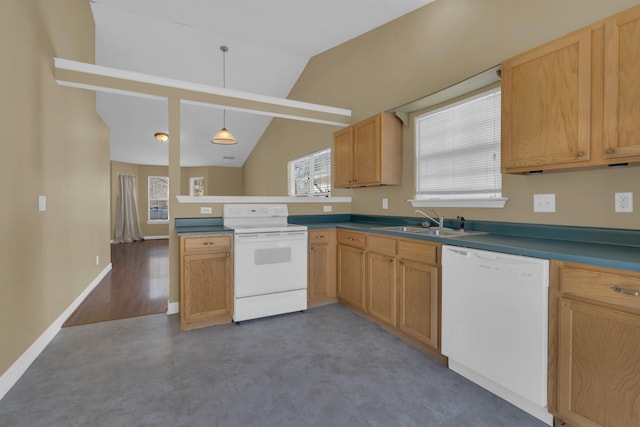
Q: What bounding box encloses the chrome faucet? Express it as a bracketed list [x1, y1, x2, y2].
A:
[415, 209, 444, 228]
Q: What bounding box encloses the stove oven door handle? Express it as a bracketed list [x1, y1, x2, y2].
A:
[234, 231, 307, 243]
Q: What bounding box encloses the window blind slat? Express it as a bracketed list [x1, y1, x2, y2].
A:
[416, 87, 502, 200]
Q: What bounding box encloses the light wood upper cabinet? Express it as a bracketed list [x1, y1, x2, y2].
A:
[549, 261, 640, 426]
[333, 127, 353, 188]
[502, 4, 640, 173]
[333, 113, 402, 188]
[307, 229, 337, 308]
[501, 28, 592, 172]
[603, 7, 640, 160]
[180, 234, 233, 331]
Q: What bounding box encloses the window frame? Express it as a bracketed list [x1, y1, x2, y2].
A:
[411, 84, 507, 209]
[287, 148, 332, 198]
[148, 176, 169, 224]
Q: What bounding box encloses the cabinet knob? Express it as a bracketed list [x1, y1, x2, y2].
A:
[310, 246, 315, 250]
[389, 258, 394, 263]
[226, 252, 230, 257]
[605, 148, 615, 155]
[576, 151, 585, 157]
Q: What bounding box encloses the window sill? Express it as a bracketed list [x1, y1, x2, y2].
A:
[409, 198, 508, 208]
[176, 195, 352, 204]
[148, 221, 169, 225]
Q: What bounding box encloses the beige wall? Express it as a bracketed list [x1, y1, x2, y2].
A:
[243, 0, 640, 230]
[180, 166, 244, 196]
[0, 0, 110, 376]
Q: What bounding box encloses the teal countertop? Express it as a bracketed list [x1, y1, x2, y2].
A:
[175, 215, 640, 272]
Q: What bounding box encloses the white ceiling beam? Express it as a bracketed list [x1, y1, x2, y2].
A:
[54, 57, 351, 127]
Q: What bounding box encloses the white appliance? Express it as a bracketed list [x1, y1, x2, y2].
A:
[441, 245, 552, 426]
[223, 204, 308, 322]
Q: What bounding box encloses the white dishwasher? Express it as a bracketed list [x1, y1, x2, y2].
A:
[441, 245, 552, 426]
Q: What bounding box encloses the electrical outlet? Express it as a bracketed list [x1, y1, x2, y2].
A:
[38, 195, 46, 212]
[615, 192, 633, 213]
[96, 255, 99, 266]
[323, 205, 332, 212]
[200, 207, 212, 214]
[382, 198, 389, 210]
[533, 194, 556, 213]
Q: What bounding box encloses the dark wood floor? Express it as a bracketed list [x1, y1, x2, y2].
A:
[63, 239, 169, 327]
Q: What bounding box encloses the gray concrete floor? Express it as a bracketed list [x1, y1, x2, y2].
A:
[0, 304, 547, 427]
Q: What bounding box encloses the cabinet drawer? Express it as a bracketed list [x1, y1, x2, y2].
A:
[338, 230, 366, 249]
[309, 229, 333, 245]
[367, 234, 396, 255]
[560, 265, 640, 313]
[183, 235, 232, 253]
[397, 240, 438, 265]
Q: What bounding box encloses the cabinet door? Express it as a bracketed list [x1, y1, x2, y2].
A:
[308, 243, 333, 301]
[502, 29, 592, 172]
[367, 251, 397, 326]
[182, 251, 232, 324]
[337, 244, 366, 311]
[603, 7, 640, 160]
[557, 297, 640, 427]
[398, 259, 439, 349]
[353, 115, 381, 185]
[333, 127, 354, 188]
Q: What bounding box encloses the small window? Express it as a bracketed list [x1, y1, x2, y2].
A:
[288, 148, 331, 197]
[148, 176, 169, 222]
[415, 86, 504, 206]
[189, 177, 205, 196]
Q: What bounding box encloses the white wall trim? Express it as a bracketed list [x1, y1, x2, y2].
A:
[176, 195, 352, 204]
[167, 302, 179, 315]
[0, 263, 112, 401]
[144, 235, 169, 240]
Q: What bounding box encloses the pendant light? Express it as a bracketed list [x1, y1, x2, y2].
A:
[211, 45, 237, 145]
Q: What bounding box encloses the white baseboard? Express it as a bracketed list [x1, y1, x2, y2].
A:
[0, 263, 112, 401]
[167, 301, 179, 315]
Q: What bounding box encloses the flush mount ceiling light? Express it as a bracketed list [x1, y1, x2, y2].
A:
[154, 132, 169, 142]
[211, 46, 237, 145]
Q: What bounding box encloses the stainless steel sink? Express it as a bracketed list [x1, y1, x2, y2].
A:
[375, 225, 427, 233]
[374, 226, 486, 237]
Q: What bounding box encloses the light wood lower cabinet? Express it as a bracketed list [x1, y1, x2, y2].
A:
[367, 251, 398, 326]
[336, 230, 442, 358]
[179, 234, 233, 331]
[307, 229, 337, 307]
[549, 261, 640, 426]
[337, 230, 366, 311]
[398, 258, 439, 349]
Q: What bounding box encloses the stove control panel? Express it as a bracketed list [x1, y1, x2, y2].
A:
[223, 204, 289, 219]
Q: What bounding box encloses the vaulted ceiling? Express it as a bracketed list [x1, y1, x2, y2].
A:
[91, 0, 435, 167]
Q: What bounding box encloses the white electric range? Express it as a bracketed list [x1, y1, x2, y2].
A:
[223, 204, 308, 322]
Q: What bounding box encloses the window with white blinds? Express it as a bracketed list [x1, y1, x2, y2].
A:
[288, 148, 331, 197]
[416, 86, 502, 201]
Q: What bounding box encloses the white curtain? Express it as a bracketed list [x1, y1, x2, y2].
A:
[114, 174, 144, 243]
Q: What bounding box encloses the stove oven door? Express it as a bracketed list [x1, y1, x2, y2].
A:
[233, 231, 308, 298]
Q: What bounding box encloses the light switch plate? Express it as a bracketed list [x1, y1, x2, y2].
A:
[38, 195, 46, 212]
[323, 205, 332, 212]
[615, 192, 633, 213]
[533, 194, 556, 213]
[382, 198, 389, 209]
[200, 207, 212, 214]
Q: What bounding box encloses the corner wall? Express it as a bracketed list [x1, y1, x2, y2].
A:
[0, 0, 111, 377]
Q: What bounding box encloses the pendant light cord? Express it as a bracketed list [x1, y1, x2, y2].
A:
[221, 45, 228, 129]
